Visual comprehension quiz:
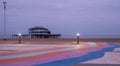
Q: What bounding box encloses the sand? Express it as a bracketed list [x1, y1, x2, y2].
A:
[0, 38, 120, 45]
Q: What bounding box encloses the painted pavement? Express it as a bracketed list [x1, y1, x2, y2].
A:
[0, 42, 119, 66]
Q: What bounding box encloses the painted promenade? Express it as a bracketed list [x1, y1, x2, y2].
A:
[0, 42, 119, 66]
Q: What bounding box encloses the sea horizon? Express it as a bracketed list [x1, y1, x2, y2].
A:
[0, 35, 120, 38]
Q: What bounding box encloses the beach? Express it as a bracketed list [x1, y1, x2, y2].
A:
[0, 38, 120, 45]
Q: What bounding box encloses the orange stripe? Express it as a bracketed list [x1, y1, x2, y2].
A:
[96, 42, 107, 47]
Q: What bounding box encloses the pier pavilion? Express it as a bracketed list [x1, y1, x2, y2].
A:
[29, 26, 61, 38]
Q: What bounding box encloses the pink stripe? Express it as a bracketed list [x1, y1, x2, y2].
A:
[81, 42, 90, 46]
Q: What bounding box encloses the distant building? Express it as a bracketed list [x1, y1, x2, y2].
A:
[29, 26, 61, 38]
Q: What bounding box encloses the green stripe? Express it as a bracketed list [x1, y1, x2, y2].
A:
[89, 42, 97, 47]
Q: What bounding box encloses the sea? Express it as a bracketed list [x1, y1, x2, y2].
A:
[0, 35, 120, 38]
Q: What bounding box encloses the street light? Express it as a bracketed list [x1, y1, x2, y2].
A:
[18, 33, 22, 44]
[76, 33, 80, 44]
[3, 1, 7, 40]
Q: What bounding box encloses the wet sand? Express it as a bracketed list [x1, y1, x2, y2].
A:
[0, 38, 120, 45]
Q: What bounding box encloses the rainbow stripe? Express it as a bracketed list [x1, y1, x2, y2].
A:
[0, 42, 118, 66]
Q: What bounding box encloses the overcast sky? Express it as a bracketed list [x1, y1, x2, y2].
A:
[0, 0, 120, 37]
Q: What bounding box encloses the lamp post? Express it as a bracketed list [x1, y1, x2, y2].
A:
[18, 33, 22, 44]
[3, 2, 7, 40]
[76, 33, 80, 44]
